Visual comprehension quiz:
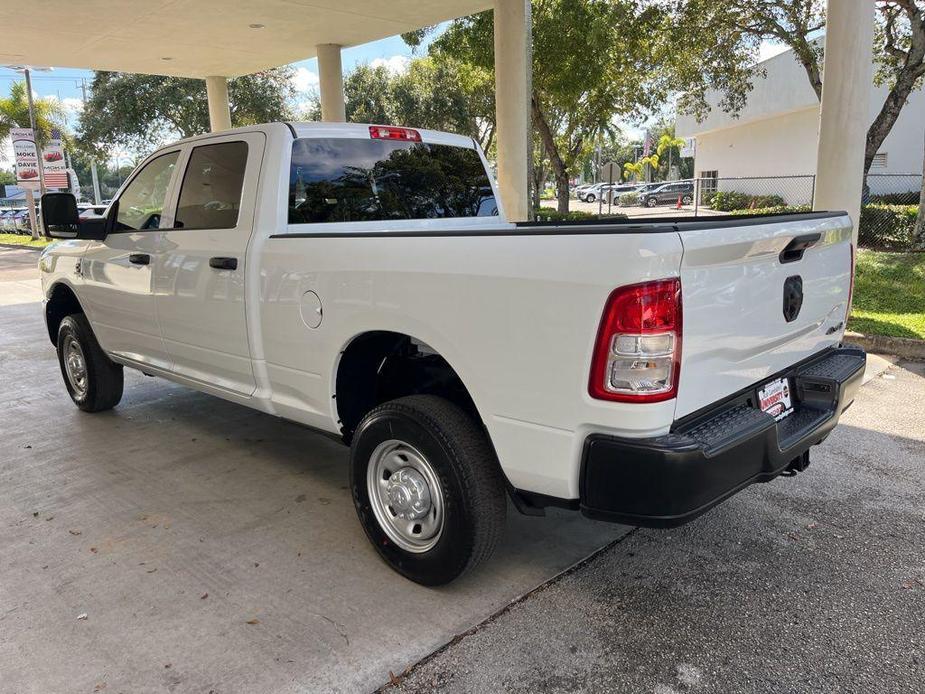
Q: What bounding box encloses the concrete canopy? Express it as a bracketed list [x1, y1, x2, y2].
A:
[1, 0, 492, 78]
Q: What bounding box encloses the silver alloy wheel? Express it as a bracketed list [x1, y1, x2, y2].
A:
[63, 337, 88, 397]
[366, 439, 445, 553]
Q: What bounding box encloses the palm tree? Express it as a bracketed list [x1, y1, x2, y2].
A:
[0, 80, 66, 154]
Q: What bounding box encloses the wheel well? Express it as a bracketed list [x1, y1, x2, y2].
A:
[45, 283, 83, 345]
[335, 331, 480, 443]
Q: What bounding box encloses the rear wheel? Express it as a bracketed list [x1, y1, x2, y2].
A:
[350, 395, 506, 586]
[57, 314, 123, 412]
[682, 194, 693, 205]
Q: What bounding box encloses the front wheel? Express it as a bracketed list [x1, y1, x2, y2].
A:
[585, 193, 596, 202]
[57, 314, 124, 412]
[682, 194, 693, 205]
[646, 196, 658, 207]
[350, 395, 506, 586]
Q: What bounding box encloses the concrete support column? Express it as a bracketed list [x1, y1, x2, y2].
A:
[205, 76, 232, 132]
[317, 43, 346, 122]
[493, 0, 531, 221]
[813, 0, 875, 242]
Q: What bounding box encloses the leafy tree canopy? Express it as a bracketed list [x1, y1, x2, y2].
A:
[76, 68, 296, 158]
[406, 0, 755, 212]
[305, 57, 495, 153]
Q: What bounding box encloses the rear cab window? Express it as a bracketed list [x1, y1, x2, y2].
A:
[288, 134, 498, 225]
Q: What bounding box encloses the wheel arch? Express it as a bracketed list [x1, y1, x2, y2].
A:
[334, 330, 487, 442]
[45, 281, 85, 346]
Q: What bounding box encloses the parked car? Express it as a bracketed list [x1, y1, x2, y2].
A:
[38, 122, 864, 586]
[77, 204, 108, 220]
[11, 208, 31, 232]
[0, 209, 17, 230]
[574, 183, 596, 200]
[580, 183, 618, 203]
[603, 184, 643, 204]
[639, 181, 695, 207]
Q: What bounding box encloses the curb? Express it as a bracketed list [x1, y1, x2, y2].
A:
[844, 331, 925, 361]
[0, 243, 45, 251]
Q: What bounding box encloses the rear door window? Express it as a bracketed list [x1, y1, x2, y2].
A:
[288, 137, 498, 224]
[175, 141, 248, 230]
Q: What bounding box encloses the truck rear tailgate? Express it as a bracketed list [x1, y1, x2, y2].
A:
[675, 212, 852, 419]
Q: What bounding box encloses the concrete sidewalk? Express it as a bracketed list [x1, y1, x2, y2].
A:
[0, 248, 627, 693]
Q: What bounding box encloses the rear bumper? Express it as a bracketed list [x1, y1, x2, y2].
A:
[579, 345, 866, 528]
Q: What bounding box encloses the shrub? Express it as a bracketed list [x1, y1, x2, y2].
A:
[858, 204, 918, 250]
[710, 191, 750, 211]
[869, 191, 921, 205]
[729, 205, 812, 216]
[618, 191, 640, 207]
[535, 207, 626, 222]
[710, 191, 786, 211]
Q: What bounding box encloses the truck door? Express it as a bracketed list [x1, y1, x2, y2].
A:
[79, 149, 181, 371]
[153, 132, 265, 396]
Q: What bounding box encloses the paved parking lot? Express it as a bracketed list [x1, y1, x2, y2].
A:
[1, 246, 923, 693]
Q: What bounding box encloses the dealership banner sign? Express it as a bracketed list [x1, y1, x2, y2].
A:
[11, 127, 40, 188]
[43, 129, 69, 188]
[10, 127, 71, 189]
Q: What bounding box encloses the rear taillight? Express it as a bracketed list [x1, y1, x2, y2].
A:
[369, 125, 421, 142]
[589, 278, 682, 403]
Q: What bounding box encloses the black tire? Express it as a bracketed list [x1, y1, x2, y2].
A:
[350, 395, 506, 586]
[586, 193, 596, 202]
[682, 194, 693, 205]
[57, 314, 123, 412]
[646, 196, 658, 207]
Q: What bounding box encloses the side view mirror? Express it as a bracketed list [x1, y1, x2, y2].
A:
[41, 192, 112, 241]
[41, 192, 79, 238]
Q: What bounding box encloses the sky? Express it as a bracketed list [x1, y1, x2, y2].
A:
[0, 32, 788, 166]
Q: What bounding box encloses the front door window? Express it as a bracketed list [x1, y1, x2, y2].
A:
[114, 151, 179, 231]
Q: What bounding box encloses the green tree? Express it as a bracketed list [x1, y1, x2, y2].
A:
[0, 81, 66, 147]
[419, 3, 655, 212]
[76, 69, 295, 157]
[408, 1, 754, 213]
[308, 58, 496, 153]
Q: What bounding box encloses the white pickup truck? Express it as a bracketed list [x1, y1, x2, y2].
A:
[39, 122, 865, 585]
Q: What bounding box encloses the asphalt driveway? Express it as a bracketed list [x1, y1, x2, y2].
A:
[391, 359, 925, 693]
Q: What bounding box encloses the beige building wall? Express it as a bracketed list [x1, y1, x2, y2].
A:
[693, 107, 820, 180]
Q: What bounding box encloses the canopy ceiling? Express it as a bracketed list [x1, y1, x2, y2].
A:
[1, 0, 492, 78]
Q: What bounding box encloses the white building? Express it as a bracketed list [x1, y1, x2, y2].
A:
[676, 43, 925, 204]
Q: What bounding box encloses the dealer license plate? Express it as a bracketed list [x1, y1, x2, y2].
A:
[757, 377, 794, 421]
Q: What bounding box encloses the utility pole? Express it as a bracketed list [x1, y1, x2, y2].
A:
[80, 78, 102, 204]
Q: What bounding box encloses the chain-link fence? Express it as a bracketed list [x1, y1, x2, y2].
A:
[861, 173, 922, 250]
[694, 175, 816, 213]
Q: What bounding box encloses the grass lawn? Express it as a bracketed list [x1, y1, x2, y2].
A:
[848, 250, 925, 340]
[0, 233, 50, 248]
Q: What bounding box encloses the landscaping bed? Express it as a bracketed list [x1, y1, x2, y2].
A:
[0, 233, 49, 248]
